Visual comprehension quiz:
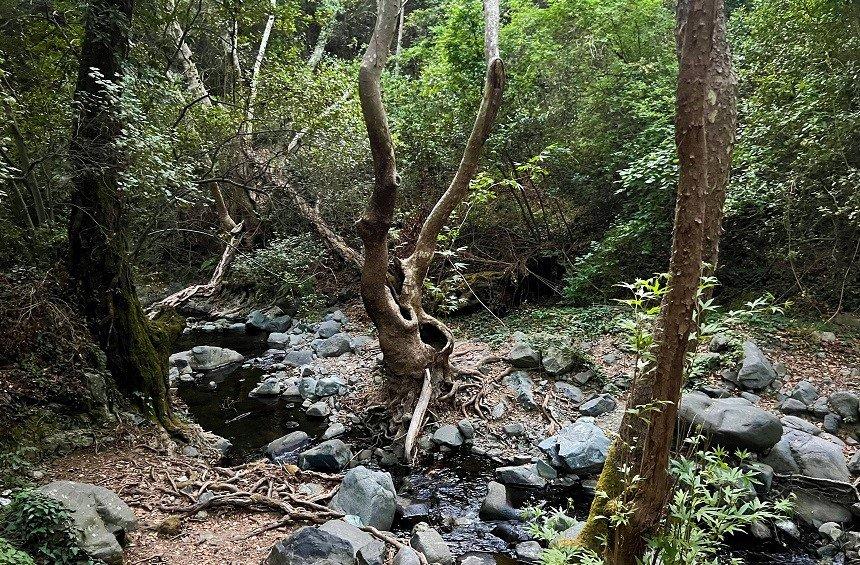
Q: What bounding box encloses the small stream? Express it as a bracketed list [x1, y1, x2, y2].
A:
[174, 330, 817, 565]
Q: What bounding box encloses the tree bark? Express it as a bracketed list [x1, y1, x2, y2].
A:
[69, 0, 181, 433]
[356, 0, 504, 434]
[575, 0, 734, 561]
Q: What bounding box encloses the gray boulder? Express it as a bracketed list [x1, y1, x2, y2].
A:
[554, 382, 583, 403]
[316, 376, 347, 397]
[267, 526, 353, 565]
[730, 341, 776, 390]
[503, 371, 537, 409]
[329, 466, 397, 530]
[432, 424, 464, 448]
[298, 376, 318, 399]
[317, 320, 342, 339]
[186, 346, 243, 371]
[393, 547, 422, 565]
[780, 398, 808, 414]
[793, 490, 853, 527]
[494, 465, 546, 488]
[781, 415, 820, 435]
[761, 428, 850, 482]
[267, 431, 311, 461]
[267, 332, 291, 348]
[579, 394, 616, 417]
[318, 519, 384, 565]
[828, 391, 859, 423]
[790, 380, 820, 406]
[540, 418, 610, 474]
[307, 401, 331, 417]
[542, 347, 579, 376]
[285, 349, 315, 367]
[515, 541, 542, 563]
[37, 481, 137, 564]
[315, 334, 353, 358]
[479, 481, 521, 521]
[411, 523, 453, 565]
[678, 391, 782, 452]
[250, 377, 283, 397]
[298, 440, 353, 472]
[510, 343, 541, 369]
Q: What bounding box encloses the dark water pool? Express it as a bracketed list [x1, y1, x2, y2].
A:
[173, 330, 818, 565]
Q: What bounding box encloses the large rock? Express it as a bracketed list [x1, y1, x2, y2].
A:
[502, 371, 537, 409]
[318, 519, 384, 565]
[678, 391, 782, 452]
[247, 309, 292, 333]
[432, 425, 464, 448]
[315, 334, 352, 358]
[329, 466, 397, 530]
[266, 431, 311, 461]
[789, 380, 820, 406]
[479, 481, 520, 521]
[317, 320, 342, 339]
[494, 465, 546, 488]
[579, 394, 615, 417]
[509, 343, 541, 369]
[186, 346, 243, 371]
[37, 481, 137, 564]
[792, 490, 853, 527]
[828, 391, 859, 423]
[542, 347, 580, 376]
[298, 440, 353, 472]
[761, 428, 850, 482]
[730, 341, 776, 390]
[539, 418, 610, 474]
[410, 523, 453, 565]
[267, 526, 353, 565]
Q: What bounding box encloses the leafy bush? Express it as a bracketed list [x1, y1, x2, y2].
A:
[0, 489, 95, 564]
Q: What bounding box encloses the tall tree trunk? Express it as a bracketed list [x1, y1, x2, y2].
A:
[575, 0, 735, 561]
[357, 0, 504, 455]
[69, 0, 181, 432]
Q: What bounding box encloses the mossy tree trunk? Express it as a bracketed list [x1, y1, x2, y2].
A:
[575, 0, 736, 562]
[68, 0, 182, 433]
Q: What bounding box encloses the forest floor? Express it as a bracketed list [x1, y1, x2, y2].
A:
[30, 303, 860, 563]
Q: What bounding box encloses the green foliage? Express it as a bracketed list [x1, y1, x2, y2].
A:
[0, 537, 35, 565]
[0, 490, 96, 564]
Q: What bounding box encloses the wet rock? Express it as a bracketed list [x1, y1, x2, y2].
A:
[819, 522, 843, 541]
[319, 519, 384, 565]
[761, 428, 850, 481]
[323, 423, 346, 440]
[250, 376, 283, 397]
[397, 503, 430, 527]
[774, 520, 801, 540]
[267, 431, 311, 461]
[185, 346, 243, 371]
[790, 380, 820, 406]
[313, 334, 352, 358]
[37, 481, 137, 564]
[728, 341, 776, 390]
[516, 541, 542, 563]
[432, 424, 464, 448]
[267, 526, 353, 565]
[307, 401, 331, 418]
[542, 347, 579, 375]
[828, 391, 859, 423]
[495, 465, 546, 488]
[503, 371, 537, 409]
[579, 394, 615, 417]
[793, 490, 853, 526]
[540, 418, 611, 474]
[750, 520, 771, 540]
[329, 466, 396, 530]
[780, 398, 808, 415]
[678, 391, 782, 452]
[298, 440, 352, 472]
[553, 522, 585, 545]
[460, 555, 496, 565]
[393, 547, 422, 565]
[411, 522, 453, 565]
[458, 419, 475, 439]
[317, 320, 342, 339]
[285, 349, 315, 367]
[490, 522, 529, 543]
[554, 382, 583, 403]
[480, 481, 521, 521]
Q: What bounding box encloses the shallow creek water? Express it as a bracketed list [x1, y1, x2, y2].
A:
[174, 331, 816, 564]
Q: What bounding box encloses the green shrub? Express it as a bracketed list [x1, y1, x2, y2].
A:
[0, 489, 95, 564]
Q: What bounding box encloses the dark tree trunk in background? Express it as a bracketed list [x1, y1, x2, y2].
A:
[575, 0, 736, 562]
[68, 0, 181, 433]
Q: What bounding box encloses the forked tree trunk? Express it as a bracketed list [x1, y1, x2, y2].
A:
[69, 0, 182, 433]
[574, 0, 735, 561]
[356, 0, 504, 447]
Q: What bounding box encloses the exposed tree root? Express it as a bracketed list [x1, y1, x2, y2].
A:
[404, 369, 433, 465]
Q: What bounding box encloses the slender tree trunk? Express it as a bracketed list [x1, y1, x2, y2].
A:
[575, 0, 735, 561]
[69, 0, 181, 433]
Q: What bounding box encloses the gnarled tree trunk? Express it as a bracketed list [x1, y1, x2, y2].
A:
[574, 0, 736, 561]
[357, 0, 505, 457]
[69, 0, 182, 432]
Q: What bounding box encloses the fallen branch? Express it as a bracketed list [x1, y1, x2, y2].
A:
[404, 369, 433, 465]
